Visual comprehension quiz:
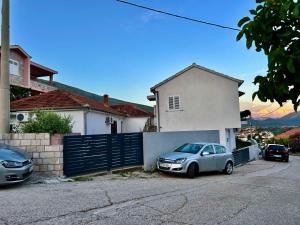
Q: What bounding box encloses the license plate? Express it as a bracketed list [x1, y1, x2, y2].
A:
[160, 163, 171, 168]
[273, 155, 281, 157]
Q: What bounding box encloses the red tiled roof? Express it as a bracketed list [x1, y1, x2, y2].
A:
[275, 128, 300, 139]
[10, 90, 123, 115]
[111, 104, 153, 117]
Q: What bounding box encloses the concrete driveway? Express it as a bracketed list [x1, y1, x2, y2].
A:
[0, 157, 299, 225]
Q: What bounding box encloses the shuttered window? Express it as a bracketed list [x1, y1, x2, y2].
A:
[168, 96, 180, 110]
[9, 59, 19, 75]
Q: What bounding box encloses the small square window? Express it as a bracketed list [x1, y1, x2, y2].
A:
[168, 96, 180, 110]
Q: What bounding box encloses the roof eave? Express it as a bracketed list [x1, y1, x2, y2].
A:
[150, 63, 244, 91]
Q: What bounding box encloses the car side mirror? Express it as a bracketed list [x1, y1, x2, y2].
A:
[201, 151, 209, 156]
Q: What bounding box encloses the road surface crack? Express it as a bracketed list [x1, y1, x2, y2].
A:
[215, 202, 250, 225]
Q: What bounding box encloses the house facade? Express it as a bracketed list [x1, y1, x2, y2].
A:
[148, 63, 244, 150]
[1, 45, 57, 94]
[10, 90, 153, 135]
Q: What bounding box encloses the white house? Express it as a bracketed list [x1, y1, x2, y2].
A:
[148, 63, 244, 150]
[10, 90, 153, 135]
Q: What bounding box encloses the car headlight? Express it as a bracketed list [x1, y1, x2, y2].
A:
[175, 158, 186, 164]
[1, 160, 23, 168]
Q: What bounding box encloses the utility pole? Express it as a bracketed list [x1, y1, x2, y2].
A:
[0, 0, 10, 133]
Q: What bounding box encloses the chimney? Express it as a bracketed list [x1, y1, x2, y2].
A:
[103, 94, 109, 106]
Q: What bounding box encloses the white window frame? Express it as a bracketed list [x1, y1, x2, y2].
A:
[9, 59, 19, 76]
[168, 95, 181, 111]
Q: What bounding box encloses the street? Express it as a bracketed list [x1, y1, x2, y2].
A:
[1, 157, 300, 225]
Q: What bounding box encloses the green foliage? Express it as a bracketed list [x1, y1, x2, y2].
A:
[22, 110, 73, 135]
[237, 0, 300, 111]
[10, 85, 31, 101]
[267, 138, 290, 146]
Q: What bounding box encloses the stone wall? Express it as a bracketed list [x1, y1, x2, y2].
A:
[0, 133, 63, 176]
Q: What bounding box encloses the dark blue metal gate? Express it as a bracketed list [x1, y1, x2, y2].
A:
[63, 133, 143, 177]
[232, 147, 250, 166]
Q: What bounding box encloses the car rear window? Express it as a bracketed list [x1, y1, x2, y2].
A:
[268, 145, 285, 151]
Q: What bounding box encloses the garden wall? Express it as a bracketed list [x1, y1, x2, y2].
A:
[0, 133, 63, 176]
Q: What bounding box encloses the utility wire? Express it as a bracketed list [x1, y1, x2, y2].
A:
[259, 103, 287, 118]
[116, 0, 241, 32]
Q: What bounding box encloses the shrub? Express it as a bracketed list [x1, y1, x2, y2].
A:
[22, 110, 73, 135]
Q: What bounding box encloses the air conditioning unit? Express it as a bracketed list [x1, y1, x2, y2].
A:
[16, 113, 29, 122]
[105, 116, 113, 125]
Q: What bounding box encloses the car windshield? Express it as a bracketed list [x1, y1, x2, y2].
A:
[174, 143, 203, 154]
[268, 145, 286, 151]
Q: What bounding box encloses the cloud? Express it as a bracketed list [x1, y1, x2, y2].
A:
[240, 100, 295, 118]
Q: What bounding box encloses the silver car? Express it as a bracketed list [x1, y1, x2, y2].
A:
[0, 144, 33, 185]
[157, 143, 234, 178]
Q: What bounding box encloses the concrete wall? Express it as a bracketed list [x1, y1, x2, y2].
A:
[156, 67, 241, 132]
[143, 130, 220, 171]
[0, 133, 63, 176]
[123, 117, 148, 133]
[248, 144, 260, 161]
[86, 111, 124, 135]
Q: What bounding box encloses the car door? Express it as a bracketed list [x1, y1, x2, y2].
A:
[198, 145, 216, 172]
[214, 145, 228, 171]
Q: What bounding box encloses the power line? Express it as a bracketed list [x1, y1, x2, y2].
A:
[259, 103, 287, 118]
[116, 0, 241, 32]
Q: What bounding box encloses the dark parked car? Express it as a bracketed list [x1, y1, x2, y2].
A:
[0, 144, 33, 185]
[262, 144, 289, 162]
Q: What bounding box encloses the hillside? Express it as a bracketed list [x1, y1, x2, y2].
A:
[251, 111, 300, 127]
[281, 111, 300, 120]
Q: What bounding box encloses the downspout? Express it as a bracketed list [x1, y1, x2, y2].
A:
[83, 110, 88, 135]
[155, 91, 160, 132]
[83, 105, 91, 135]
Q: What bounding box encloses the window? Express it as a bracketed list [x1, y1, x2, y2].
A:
[174, 143, 203, 154]
[9, 59, 19, 75]
[214, 145, 226, 154]
[168, 96, 180, 110]
[202, 145, 215, 155]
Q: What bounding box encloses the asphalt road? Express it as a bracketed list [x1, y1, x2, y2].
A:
[0, 157, 299, 225]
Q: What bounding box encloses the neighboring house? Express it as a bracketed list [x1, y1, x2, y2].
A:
[4, 45, 154, 134]
[275, 128, 300, 139]
[10, 90, 153, 135]
[0, 45, 57, 93]
[3, 45, 153, 114]
[148, 63, 244, 150]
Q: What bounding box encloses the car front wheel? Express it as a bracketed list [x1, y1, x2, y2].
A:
[224, 162, 233, 175]
[187, 163, 198, 178]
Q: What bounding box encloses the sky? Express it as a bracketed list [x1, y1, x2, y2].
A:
[7, 0, 296, 118]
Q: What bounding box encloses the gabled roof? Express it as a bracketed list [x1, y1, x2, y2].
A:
[0, 45, 31, 58]
[10, 90, 123, 116]
[275, 128, 300, 139]
[151, 63, 244, 92]
[111, 104, 153, 117]
[37, 79, 154, 113]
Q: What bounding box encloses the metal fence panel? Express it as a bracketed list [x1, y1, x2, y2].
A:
[63, 133, 143, 177]
[233, 147, 250, 166]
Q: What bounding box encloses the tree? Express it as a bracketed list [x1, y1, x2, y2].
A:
[10, 86, 31, 101]
[237, 0, 300, 111]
